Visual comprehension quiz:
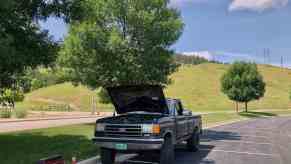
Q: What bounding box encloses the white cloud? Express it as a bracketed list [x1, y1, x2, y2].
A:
[229, 0, 288, 12]
[182, 51, 214, 60]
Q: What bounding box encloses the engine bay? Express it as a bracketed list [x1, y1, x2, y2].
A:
[99, 113, 164, 124]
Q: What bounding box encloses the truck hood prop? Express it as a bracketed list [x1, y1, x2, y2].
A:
[106, 85, 169, 114]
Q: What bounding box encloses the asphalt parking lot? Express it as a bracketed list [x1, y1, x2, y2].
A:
[115, 116, 291, 164]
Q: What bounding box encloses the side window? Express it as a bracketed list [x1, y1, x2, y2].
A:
[167, 100, 176, 116]
[170, 107, 176, 116]
[175, 102, 183, 116]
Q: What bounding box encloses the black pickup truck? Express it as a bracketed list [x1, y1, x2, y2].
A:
[93, 85, 202, 164]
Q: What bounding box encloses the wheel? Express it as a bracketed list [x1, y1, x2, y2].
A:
[160, 136, 175, 164]
[186, 130, 200, 152]
[100, 148, 116, 164]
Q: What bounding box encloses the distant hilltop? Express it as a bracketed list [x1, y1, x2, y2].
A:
[177, 51, 290, 68]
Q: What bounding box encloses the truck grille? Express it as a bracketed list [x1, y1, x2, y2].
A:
[104, 124, 142, 137]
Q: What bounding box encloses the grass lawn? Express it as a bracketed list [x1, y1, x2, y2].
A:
[21, 83, 114, 112]
[2, 109, 291, 164]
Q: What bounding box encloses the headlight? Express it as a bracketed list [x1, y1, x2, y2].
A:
[142, 124, 160, 134]
[96, 123, 105, 131]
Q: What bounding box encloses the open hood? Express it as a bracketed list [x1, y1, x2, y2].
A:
[106, 85, 169, 114]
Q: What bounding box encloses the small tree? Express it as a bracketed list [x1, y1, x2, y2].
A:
[221, 61, 265, 112]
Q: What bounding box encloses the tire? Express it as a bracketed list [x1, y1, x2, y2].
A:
[187, 130, 200, 152]
[100, 148, 116, 164]
[160, 136, 175, 164]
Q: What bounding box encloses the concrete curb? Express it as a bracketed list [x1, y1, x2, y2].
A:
[203, 112, 291, 129]
[203, 118, 250, 129]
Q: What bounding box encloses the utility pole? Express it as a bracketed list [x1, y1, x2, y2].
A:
[91, 96, 97, 115]
[263, 48, 271, 65]
[263, 48, 266, 64]
[267, 48, 271, 64]
[281, 56, 284, 69]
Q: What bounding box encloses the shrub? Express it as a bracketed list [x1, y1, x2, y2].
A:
[14, 108, 27, 118]
[0, 88, 25, 107]
[24, 66, 71, 91]
[97, 88, 111, 104]
[0, 108, 12, 118]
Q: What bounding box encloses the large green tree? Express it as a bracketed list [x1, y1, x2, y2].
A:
[0, 0, 80, 105]
[221, 62, 266, 112]
[58, 0, 183, 89]
[0, 0, 58, 89]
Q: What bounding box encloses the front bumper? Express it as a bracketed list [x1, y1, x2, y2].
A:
[92, 137, 164, 150]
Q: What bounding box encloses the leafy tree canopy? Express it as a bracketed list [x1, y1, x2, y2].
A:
[0, 0, 83, 90]
[58, 0, 184, 89]
[221, 61, 266, 112]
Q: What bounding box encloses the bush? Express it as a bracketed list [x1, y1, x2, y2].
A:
[24, 66, 71, 91]
[97, 88, 111, 104]
[14, 108, 27, 118]
[0, 108, 12, 118]
[0, 88, 25, 108]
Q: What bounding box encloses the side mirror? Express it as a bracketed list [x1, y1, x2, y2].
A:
[183, 110, 192, 116]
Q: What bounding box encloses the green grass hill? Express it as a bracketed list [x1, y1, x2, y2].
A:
[18, 63, 291, 112]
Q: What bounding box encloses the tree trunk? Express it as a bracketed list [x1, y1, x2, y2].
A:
[235, 101, 239, 113]
[245, 102, 248, 112]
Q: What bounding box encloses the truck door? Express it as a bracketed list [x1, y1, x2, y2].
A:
[178, 101, 193, 135]
[175, 102, 188, 139]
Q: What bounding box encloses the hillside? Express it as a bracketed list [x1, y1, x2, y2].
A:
[18, 63, 291, 112]
[166, 63, 291, 111]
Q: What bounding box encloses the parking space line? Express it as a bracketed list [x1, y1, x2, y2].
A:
[226, 127, 278, 133]
[205, 133, 270, 139]
[200, 148, 279, 157]
[211, 130, 275, 137]
[210, 140, 273, 145]
[238, 134, 270, 139]
[236, 127, 275, 130]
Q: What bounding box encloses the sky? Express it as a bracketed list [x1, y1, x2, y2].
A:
[41, 0, 291, 67]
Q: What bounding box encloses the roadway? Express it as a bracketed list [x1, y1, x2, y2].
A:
[0, 116, 99, 133]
